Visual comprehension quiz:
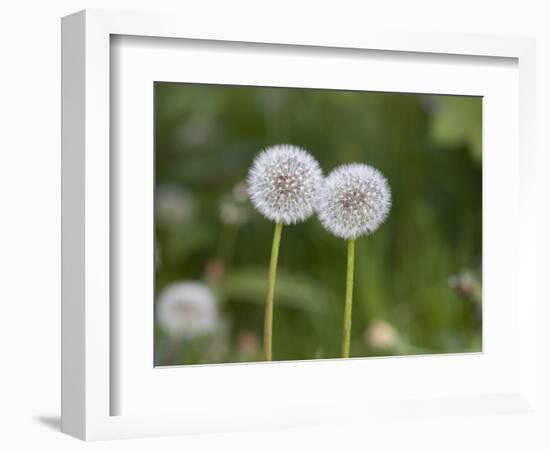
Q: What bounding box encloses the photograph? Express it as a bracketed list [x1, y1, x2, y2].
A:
[153, 82, 482, 366]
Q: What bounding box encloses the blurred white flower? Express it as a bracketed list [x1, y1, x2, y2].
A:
[219, 181, 250, 226]
[156, 282, 218, 338]
[365, 319, 399, 350]
[174, 116, 216, 148]
[247, 144, 323, 224]
[220, 200, 248, 225]
[317, 163, 392, 240]
[155, 184, 194, 226]
[448, 270, 482, 302]
[232, 181, 249, 203]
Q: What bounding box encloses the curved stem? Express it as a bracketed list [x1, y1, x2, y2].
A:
[342, 239, 356, 358]
[264, 222, 283, 361]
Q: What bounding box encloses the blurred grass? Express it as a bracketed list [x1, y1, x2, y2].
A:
[154, 83, 482, 365]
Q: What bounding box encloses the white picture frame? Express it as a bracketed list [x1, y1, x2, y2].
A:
[61, 9, 537, 441]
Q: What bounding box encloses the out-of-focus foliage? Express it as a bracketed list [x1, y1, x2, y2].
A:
[154, 83, 482, 366]
[430, 96, 482, 162]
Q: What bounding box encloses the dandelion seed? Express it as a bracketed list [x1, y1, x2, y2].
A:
[156, 281, 218, 339]
[316, 163, 392, 358]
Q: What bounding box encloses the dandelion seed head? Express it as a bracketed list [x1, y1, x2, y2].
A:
[317, 163, 392, 240]
[247, 144, 323, 224]
[156, 281, 218, 339]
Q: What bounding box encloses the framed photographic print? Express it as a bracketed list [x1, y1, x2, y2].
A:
[151, 83, 481, 368]
[61, 9, 538, 441]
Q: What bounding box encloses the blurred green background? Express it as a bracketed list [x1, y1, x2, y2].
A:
[154, 82, 482, 366]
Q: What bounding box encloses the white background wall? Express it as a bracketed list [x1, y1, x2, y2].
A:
[0, 1, 548, 448]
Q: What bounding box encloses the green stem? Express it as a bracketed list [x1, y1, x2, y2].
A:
[342, 239, 356, 358]
[264, 222, 283, 361]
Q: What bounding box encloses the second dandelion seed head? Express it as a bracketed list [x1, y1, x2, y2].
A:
[247, 144, 323, 225]
[156, 281, 218, 339]
[317, 163, 392, 240]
